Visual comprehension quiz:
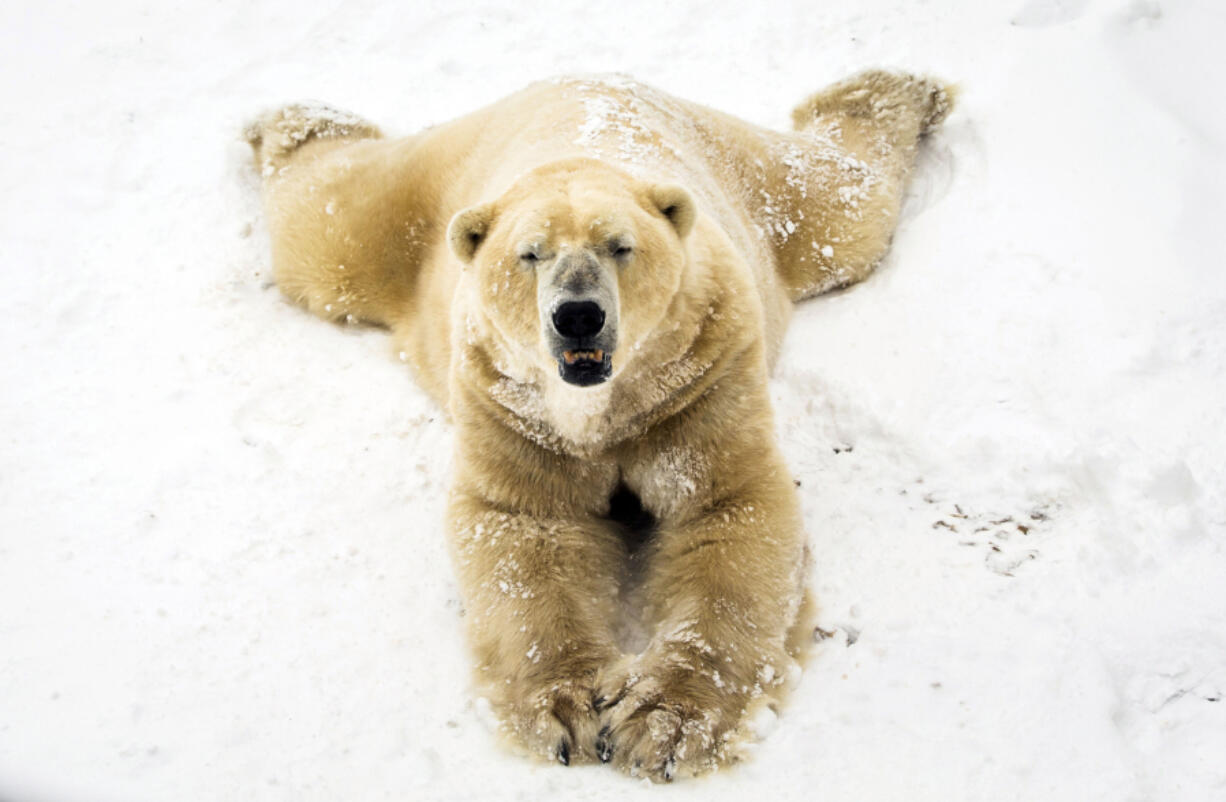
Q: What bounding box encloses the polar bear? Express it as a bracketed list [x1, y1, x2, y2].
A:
[245, 71, 953, 781]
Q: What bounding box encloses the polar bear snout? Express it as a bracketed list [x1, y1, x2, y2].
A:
[548, 299, 615, 386]
[538, 247, 620, 386]
[546, 296, 617, 387]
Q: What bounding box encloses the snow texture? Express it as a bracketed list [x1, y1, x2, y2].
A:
[1, 0, 1224, 800]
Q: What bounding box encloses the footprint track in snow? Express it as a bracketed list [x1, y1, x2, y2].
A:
[925, 496, 1052, 577]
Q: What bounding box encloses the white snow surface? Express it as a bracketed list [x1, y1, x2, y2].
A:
[2, 0, 1225, 800]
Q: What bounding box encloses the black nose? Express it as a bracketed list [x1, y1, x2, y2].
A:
[552, 301, 605, 339]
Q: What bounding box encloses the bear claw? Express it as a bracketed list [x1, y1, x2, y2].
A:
[596, 725, 613, 763]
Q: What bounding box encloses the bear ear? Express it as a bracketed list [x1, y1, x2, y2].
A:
[447, 203, 496, 264]
[649, 184, 695, 239]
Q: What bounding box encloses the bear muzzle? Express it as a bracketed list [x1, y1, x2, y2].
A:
[549, 300, 615, 386]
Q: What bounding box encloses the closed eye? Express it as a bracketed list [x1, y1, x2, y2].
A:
[611, 243, 634, 259]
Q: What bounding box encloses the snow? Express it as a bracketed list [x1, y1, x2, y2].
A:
[1, 0, 1224, 800]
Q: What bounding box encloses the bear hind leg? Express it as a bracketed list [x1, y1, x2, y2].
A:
[780, 70, 956, 300]
[245, 104, 419, 330]
[243, 102, 383, 177]
[791, 69, 955, 149]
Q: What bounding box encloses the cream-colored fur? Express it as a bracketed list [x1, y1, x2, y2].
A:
[246, 71, 953, 781]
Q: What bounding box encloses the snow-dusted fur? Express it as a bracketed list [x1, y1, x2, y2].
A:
[247, 70, 951, 781]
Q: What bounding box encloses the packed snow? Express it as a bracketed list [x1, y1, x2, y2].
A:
[1, 0, 1224, 800]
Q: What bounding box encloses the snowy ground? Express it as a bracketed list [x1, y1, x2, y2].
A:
[2, 0, 1224, 800]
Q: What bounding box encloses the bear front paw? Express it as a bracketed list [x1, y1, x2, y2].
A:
[596, 668, 740, 782]
[504, 679, 604, 766]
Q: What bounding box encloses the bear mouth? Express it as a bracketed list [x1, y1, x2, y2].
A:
[557, 349, 611, 386]
[562, 348, 604, 365]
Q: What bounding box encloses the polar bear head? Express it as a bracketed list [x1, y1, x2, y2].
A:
[447, 159, 695, 388]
